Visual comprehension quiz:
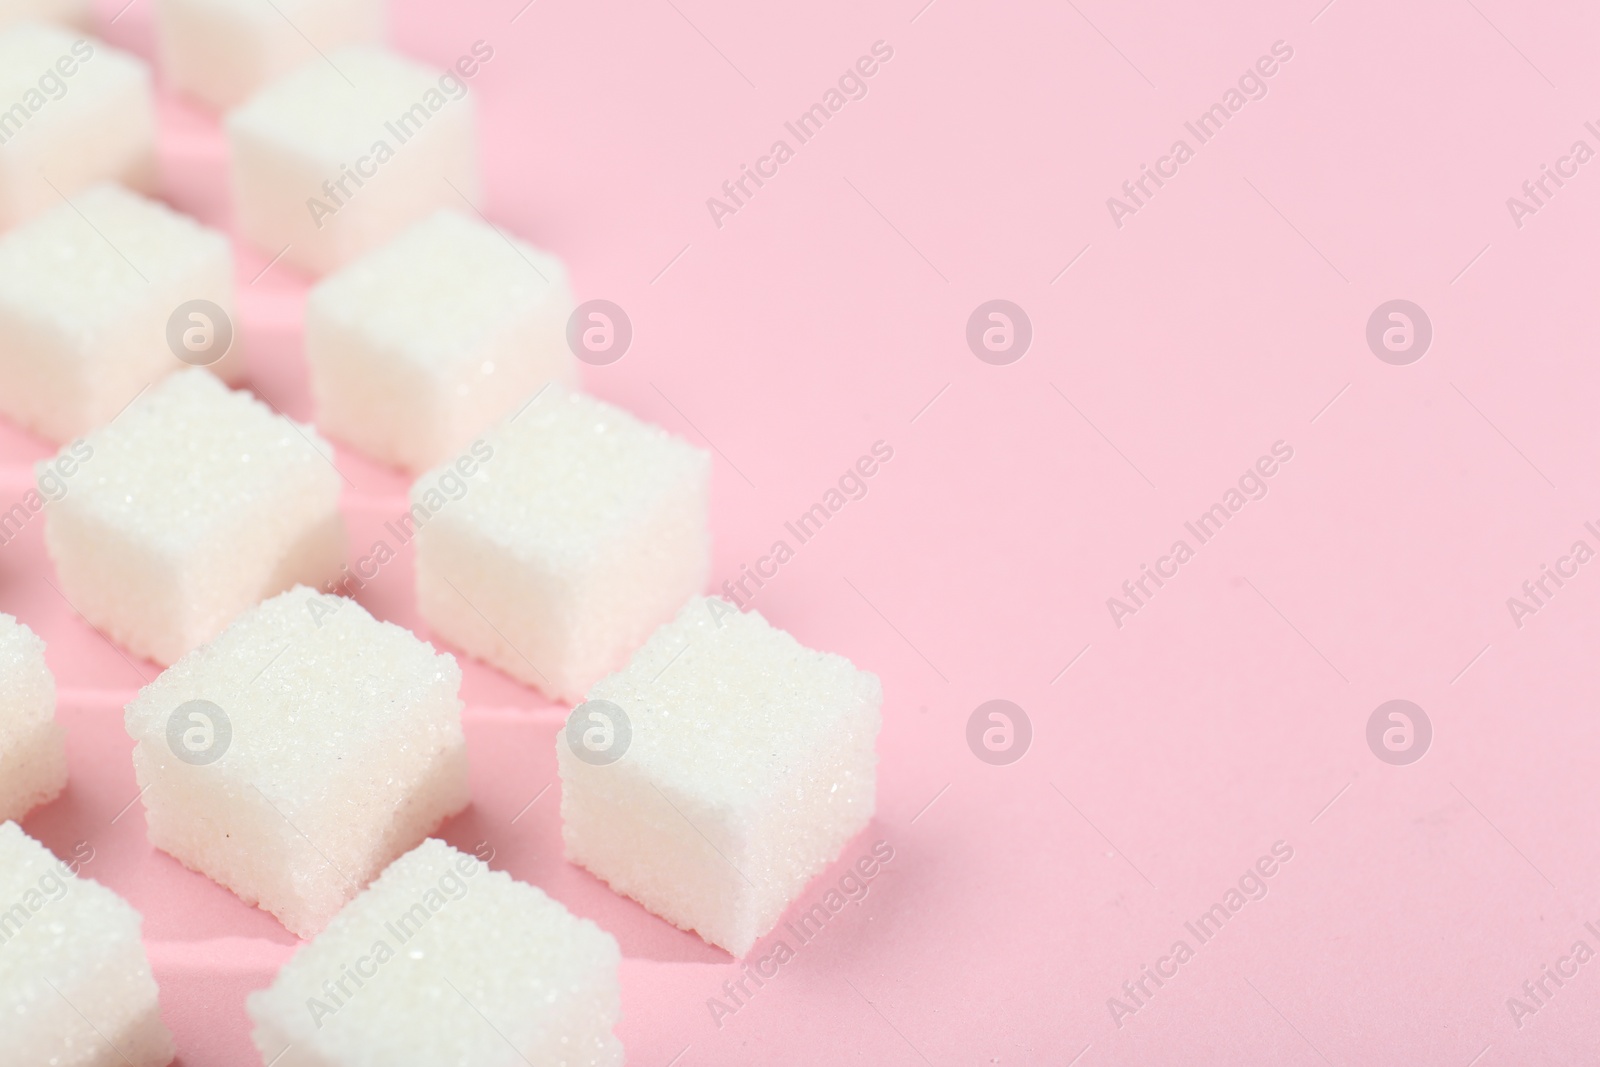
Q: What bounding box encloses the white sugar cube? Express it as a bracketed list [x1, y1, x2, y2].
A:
[0, 613, 66, 822]
[0, 183, 242, 444]
[247, 838, 621, 1066]
[0, 821, 176, 1066]
[42, 369, 346, 666]
[0, 0, 91, 30]
[0, 24, 156, 230]
[155, 0, 384, 112]
[307, 210, 576, 473]
[124, 588, 470, 938]
[559, 598, 881, 956]
[413, 384, 710, 702]
[227, 44, 480, 276]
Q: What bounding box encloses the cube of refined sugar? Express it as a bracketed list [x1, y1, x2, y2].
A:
[558, 598, 881, 956]
[0, 183, 243, 444]
[247, 838, 621, 1066]
[42, 369, 346, 666]
[413, 384, 710, 702]
[0, 24, 156, 229]
[0, 821, 176, 1066]
[0, 0, 91, 30]
[0, 613, 66, 822]
[155, 0, 384, 112]
[124, 587, 470, 938]
[306, 210, 576, 473]
[227, 44, 481, 276]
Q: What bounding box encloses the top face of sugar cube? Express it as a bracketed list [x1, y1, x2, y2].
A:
[585, 597, 883, 804]
[125, 586, 462, 792]
[227, 44, 470, 164]
[0, 183, 228, 340]
[60, 368, 340, 549]
[248, 838, 621, 1060]
[0, 821, 135, 985]
[309, 209, 568, 369]
[425, 385, 710, 566]
[0, 612, 52, 748]
[0, 21, 113, 113]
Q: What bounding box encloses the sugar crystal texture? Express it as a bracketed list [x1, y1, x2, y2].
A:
[0, 23, 156, 229]
[559, 597, 881, 956]
[226, 44, 480, 276]
[155, 0, 384, 112]
[247, 838, 622, 1066]
[306, 209, 577, 473]
[0, 183, 243, 443]
[0, 0, 91, 29]
[0, 821, 175, 1066]
[124, 587, 470, 938]
[0, 612, 65, 823]
[41, 369, 346, 666]
[413, 383, 710, 702]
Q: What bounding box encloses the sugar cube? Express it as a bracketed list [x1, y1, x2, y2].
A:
[0, 821, 175, 1066]
[306, 210, 576, 473]
[0, 183, 243, 444]
[247, 838, 622, 1066]
[227, 44, 480, 276]
[0, 0, 91, 30]
[0, 23, 156, 230]
[124, 587, 470, 938]
[413, 384, 710, 702]
[558, 597, 882, 956]
[0, 613, 66, 823]
[41, 369, 346, 666]
[155, 0, 385, 112]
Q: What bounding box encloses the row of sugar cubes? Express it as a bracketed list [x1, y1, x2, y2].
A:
[0, 4, 884, 1065]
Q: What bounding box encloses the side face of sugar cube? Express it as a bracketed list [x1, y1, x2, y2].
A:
[155, 0, 385, 112]
[0, 613, 65, 823]
[558, 597, 882, 956]
[247, 838, 622, 1066]
[0, 0, 92, 30]
[124, 587, 469, 937]
[0, 822, 175, 1066]
[42, 370, 346, 666]
[226, 44, 481, 276]
[306, 210, 577, 473]
[413, 384, 710, 702]
[0, 24, 156, 229]
[0, 184, 242, 444]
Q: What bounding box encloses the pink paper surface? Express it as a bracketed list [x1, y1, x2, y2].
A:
[5, 0, 1600, 1063]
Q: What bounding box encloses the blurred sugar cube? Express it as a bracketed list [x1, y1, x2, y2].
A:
[0, 23, 155, 229]
[227, 44, 480, 276]
[0, 0, 91, 30]
[247, 838, 621, 1065]
[413, 384, 709, 702]
[558, 598, 881, 956]
[0, 183, 242, 443]
[0, 613, 65, 823]
[0, 821, 176, 1066]
[307, 210, 576, 473]
[155, 0, 385, 112]
[124, 588, 470, 938]
[41, 369, 346, 666]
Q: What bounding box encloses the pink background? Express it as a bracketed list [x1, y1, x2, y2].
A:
[5, 0, 1600, 1063]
